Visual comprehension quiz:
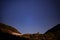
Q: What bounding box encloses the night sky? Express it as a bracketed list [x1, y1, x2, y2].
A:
[0, 0, 60, 34]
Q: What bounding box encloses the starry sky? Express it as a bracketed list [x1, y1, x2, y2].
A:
[0, 0, 60, 34]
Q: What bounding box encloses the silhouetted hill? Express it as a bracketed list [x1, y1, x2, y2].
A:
[0, 23, 21, 34]
[0, 23, 29, 40]
[45, 24, 60, 33]
[0, 23, 60, 40]
[45, 24, 60, 40]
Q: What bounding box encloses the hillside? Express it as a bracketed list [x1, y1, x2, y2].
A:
[0, 23, 60, 40]
[0, 23, 21, 35]
[45, 24, 60, 40]
[45, 24, 60, 33]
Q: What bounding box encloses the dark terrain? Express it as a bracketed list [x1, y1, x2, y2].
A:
[0, 30, 29, 40]
[0, 23, 60, 40]
[45, 24, 60, 40]
[0, 23, 29, 40]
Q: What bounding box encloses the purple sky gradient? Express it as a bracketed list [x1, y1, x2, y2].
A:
[0, 0, 60, 34]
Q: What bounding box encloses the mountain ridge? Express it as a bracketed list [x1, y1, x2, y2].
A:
[0, 23, 60, 40]
[0, 23, 21, 34]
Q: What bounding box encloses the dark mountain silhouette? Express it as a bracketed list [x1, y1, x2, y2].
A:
[45, 24, 60, 40]
[0, 23, 60, 40]
[0, 23, 21, 34]
[0, 23, 29, 40]
[45, 24, 60, 33]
